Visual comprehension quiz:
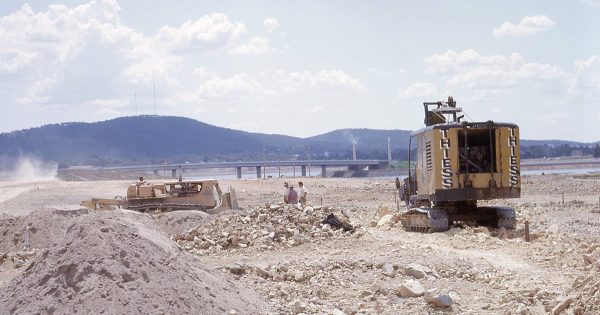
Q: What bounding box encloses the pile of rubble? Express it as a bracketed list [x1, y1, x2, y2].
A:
[570, 242, 600, 312]
[173, 204, 362, 254]
[220, 257, 456, 314]
[0, 213, 267, 314]
[0, 251, 36, 270]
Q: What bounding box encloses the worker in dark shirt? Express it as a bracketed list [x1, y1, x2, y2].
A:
[287, 185, 298, 204]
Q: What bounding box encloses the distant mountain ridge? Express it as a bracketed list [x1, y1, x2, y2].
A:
[0, 116, 411, 166]
[0, 116, 596, 166]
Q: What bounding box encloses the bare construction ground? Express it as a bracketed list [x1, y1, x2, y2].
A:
[0, 174, 599, 314]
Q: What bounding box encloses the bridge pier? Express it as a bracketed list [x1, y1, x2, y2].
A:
[256, 166, 261, 178]
[301, 165, 306, 176]
[236, 167, 242, 179]
[321, 165, 327, 177]
[171, 169, 177, 178]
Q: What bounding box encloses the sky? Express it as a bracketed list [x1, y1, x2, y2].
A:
[0, 0, 599, 142]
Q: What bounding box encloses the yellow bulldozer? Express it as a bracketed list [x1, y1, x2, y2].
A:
[81, 178, 238, 212]
[399, 96, 520, 232]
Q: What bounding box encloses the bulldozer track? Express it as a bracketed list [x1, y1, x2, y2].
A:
[125, 203, 208, 212]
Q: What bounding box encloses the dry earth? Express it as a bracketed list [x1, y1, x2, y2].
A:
[0, 173, 599, 314]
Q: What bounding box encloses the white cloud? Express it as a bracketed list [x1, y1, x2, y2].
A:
[0, 2, 260, 109]
[229, 36, 271, 55]
[492, 15, 555, 38]
[156, 13, 246, 52]
[399, 82, 438, 98]
[424, 50, 566, 96]
[263, 18, 280, 33]
[196, 73, 263, 100]
[0, 50, 37, 74]
[285, 70, 365, 91]
[569, 55, 600, 99]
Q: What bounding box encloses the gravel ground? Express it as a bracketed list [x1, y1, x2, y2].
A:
[0, 174, 599, 314]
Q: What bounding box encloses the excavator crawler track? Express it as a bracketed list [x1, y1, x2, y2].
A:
[400, 208, 449, 233]
[493, 206, 516, 229]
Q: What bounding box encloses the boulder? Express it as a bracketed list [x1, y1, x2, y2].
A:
[227, 262, 246, 275]
[551, 296, 573, 314]
[255, 267, 271, 279]
[331, 309, 346, 315]
[373, 207, 391, 221]
[403, 263, 427, 279]
[377, 214, 394, 227]
[382, 263, 395, 277]
[425, 291, 453, 307]
[396, 280, 425, 297]
[294, 270, 306, 282]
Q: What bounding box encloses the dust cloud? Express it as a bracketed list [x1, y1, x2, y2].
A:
[0, 157, 57, 182]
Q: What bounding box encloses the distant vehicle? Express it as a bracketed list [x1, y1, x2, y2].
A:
[399, 96, 520, 232]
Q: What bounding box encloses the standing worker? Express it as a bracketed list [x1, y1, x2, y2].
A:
[287, 185, 299, 204]
[283, 182, 290, 203]
[297, 181, 307, 205]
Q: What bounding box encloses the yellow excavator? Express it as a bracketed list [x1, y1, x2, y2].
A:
[400, 97, 520, 232]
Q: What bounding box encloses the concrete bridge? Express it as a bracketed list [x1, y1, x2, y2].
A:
[100, 160, 389, 179]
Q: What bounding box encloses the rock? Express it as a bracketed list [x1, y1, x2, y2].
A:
[359, 290, 373, 298]
[369, 283, 381, 293]
[583, 254, 596, 265]
[294, 271, 306, 282]
[388, 297, 405, 305]
[425, 292, 453, 307]
[396, 280, 425, 297]
[228, 262, 246, 275]
[497, 227, 510, 240]
[448, 290, 460, 302]
[331, 309, 346, 315]
[13, 259, 24, 268]
[377, 214, 394, 227]
[547, 224, 561, 235]
[292, 233, 309, 245]
[322, 224, 331, 232]
[373, 207, 391, 221]
[255, 267, 271, 279]
[382, 263, 395, 277]
[403, 263, 427, 279]
[473, 226, 491, 236]
[293, 301, 306, 314]
[551, 296, 573, 315]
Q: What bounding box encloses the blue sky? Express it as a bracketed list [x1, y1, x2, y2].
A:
[0, 1, 599, 141]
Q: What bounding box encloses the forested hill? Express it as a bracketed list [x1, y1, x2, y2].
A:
[0, 116, 412, 166]
[0, 115, 597, 166]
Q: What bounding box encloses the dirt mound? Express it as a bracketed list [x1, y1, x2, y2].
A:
[174, 203, 363, 254]
[152, 210, 210, 236]
[0, 213, 266, 314]
[0, 208, 90, 252]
